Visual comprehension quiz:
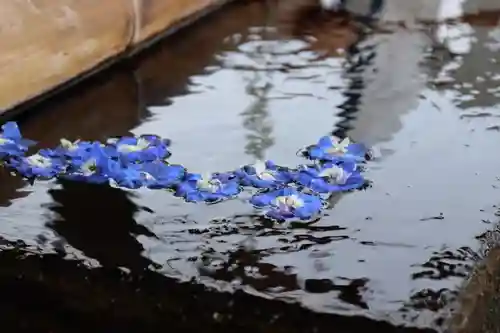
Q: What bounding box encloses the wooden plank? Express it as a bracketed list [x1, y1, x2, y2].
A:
[0, 0, 132, 112]
[134, 0, 220, 45]
[0, 0, 230, 114]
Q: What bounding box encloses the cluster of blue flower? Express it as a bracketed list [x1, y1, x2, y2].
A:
[0, 121, 368, 221]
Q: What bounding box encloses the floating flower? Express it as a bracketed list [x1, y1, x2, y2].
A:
[175, 172, 241, 203]
[106, 135, 170, 163]
[51, 138, 95, 159]
[0, 121, 371, 212]
[250, 187, 323, 221]
[234, 160, 291, 189]
[108, 164, 145, 189]
[62, 143, 117, 184]
[306, 136, 366, 162]
[0, 122, 36, 159]
[138, 161, 186, 189]
[292, 161, 364, 193]
[7, 149, 65, 179]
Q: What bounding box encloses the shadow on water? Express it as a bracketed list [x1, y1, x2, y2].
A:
[46, 180, 159, 271]
[0, 242, 437, 333]
[0, 0, 500, 332]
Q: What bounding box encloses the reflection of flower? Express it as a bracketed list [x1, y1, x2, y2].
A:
[7, 149, 65, 179]
[175, 172, 241, 203]
[0, 122, 36, 159]
[137, 161, 186, 189]
[105, 135, 170, 163]
[234, 160, 291, 189]
[292, 161, 365, 193]
[250, 187, 323, 221]
[305, 136, 366, 163]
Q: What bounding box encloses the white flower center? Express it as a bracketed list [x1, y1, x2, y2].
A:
[81, 158, 98, 176]
[60, 138, 80, 151]
[141, 172, 155, 181]
[197, 174, 222, 193]
[252, 160, 276, 180]
[274, 194, 304, 210]
[106, 138, 119, 145]
[326, 137, 350, 155]
[257, 170, 276, 180]
[117, 138, 150, 153]
[26, 154, 52, 168]
[318, 165, 349, 184]
[0, 137, 13, 145]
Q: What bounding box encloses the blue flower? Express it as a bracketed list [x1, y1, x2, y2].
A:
[140, 134, 171, 147]
[106, 135, 170, 163]
[0, 122, 36, 158]
[51, 138, 95, 159]
[0, 122, 372, 214]
[306, 136, 366, 163]
[234, 160, 292, 189]
[108, 164, 145, 189]
[292, 161, 365, 193]
[250, 187, 323, 221]
[137, 161, 186, 189]
[7, 149, 65, 179]
[62, 143, 117, 184]
[175, 172, 241, 203]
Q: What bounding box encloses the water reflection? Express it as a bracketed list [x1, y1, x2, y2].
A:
[46, 180, 158, 271]
[0, 171, 31, 207]
[193, 212, 369, 310]
[241, 80, 275, 160]
[432, 4, 500, 110]
[0, 244, 436, 333]
[243, 0, 276, 162]
[240, 29, 275, 160]
[334, 31, 372, 139]
[342, 9, 440, 146]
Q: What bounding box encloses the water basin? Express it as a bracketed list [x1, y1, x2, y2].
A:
[1, 0, 500, 331]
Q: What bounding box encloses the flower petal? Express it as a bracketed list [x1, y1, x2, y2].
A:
[250, 192, 276, 207]
[317, 136, 334, 148]
[347, 143, 366, 157]
[1, 122, 22, 140]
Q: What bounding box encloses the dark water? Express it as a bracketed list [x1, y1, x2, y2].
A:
[1, 0, 500, 332]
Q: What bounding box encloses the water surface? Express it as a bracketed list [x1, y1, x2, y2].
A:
[1, 0, 500, 331]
